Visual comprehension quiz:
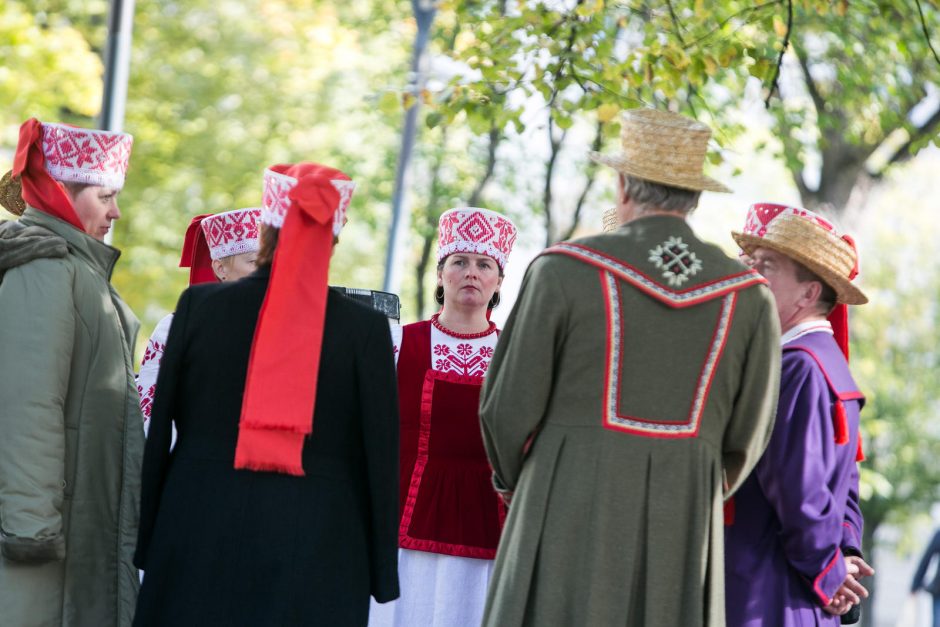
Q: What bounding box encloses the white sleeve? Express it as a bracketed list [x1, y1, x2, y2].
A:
[136, 313, 174, 434]
[389, 321, 403, 368]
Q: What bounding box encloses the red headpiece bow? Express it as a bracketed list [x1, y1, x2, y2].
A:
[235, 163, 354, 476]
[179, 214, 217, 285]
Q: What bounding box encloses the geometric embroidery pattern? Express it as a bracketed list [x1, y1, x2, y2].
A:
[456, 212, 496, 244]
[42, 123, 133, 190]
[201, 208, 261, 260]
[648, 236, 703, 286]
[543, 242, 765, 308]
[600, 270, 737, 438]
[331, 180, 357, 237]
[136, 337, 165, 423]
[260, 168, 297, 228]
[260, 168, 356, 235]
[438, 208, 517, 269]
[430, 324, 497, 378]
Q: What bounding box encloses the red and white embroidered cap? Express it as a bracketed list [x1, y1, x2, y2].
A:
[41, 122, 133, 190]
[741, 202, 833, 239]
[200, 208, 261, 260]
[260, 167, 355, 236]
[437, 207, 518, 270]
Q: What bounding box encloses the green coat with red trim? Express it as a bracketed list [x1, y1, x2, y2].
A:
[480, 214, 781, 627]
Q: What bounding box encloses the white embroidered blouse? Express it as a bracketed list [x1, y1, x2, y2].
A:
[391, 314, 498, 377]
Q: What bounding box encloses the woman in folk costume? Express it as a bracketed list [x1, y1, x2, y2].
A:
[133, 163, 400, 626]
[725, 204, 872, 625]
[369, 207, 517, 627]
[0, 119, 143, 626]
[137, 208, 261, 430]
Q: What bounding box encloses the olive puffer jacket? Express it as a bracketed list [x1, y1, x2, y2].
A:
[0, 208, 144, 627]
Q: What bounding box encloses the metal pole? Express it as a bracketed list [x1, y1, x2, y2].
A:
[382, 0, 437, 293]
[100, 0, 136, 132]
[99, 0, 136, 245]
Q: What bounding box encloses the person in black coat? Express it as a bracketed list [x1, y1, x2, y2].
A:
[134, 163, 399, 626]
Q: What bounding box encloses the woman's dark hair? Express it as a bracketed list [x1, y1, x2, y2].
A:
[255, 225, 339, 270]
[255, 224, 279, 269]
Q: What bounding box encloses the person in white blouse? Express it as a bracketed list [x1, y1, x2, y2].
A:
[370, 207, 517, 627]
[136, 208, 261, 432]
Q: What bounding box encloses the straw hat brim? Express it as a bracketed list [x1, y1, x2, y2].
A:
[0, 170, 26, 216]
[589, 150, 731, 194]
[732, 231, 868, 306]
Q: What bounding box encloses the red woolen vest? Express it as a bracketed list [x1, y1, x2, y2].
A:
[396, 320, 506, 559]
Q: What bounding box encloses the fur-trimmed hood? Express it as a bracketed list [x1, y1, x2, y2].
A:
[0, 220, 68, 272]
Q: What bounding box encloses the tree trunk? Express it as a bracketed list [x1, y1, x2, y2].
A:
[414, 233, 435, 321]
[796, 133, 871, 217]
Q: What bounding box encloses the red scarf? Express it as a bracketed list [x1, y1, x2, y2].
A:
[235, 163, 349, 475]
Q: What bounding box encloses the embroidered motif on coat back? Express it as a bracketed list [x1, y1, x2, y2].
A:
[542, 242, 765, 308]
[648, 236, 703, 286]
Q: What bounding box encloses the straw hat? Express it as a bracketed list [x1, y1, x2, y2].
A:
[732, 213, 868, 305]
[0, 171, 26, 216]
[589, 108, 731, 194]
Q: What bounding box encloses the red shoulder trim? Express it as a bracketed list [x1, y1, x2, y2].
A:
[784, 345, 863, 447]
[783, 345, 865, 403]
[543, 242, 766, 308]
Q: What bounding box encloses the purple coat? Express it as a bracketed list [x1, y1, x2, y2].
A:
[725, 331, 864, 626]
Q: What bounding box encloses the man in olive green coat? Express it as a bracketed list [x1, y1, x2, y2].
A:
[480, 109, 781, 627]
[0, 119, 143, 627]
